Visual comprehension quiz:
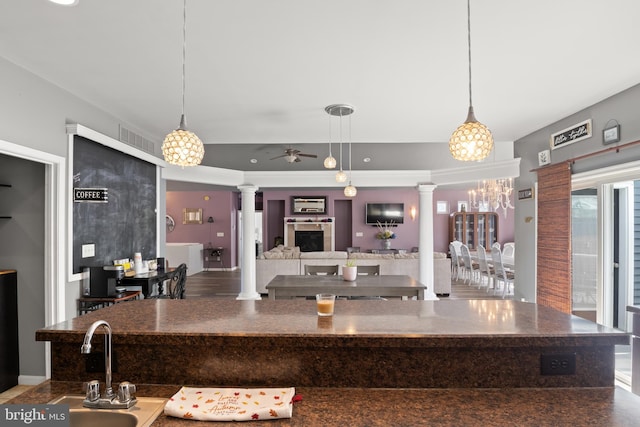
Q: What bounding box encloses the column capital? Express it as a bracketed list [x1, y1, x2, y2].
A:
[237, 184, 259, 194]
[417, 183, 437, 193]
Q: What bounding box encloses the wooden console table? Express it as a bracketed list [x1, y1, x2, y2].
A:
[77, 290, 141, 315]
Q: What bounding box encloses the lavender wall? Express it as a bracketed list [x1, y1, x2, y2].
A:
[166, 191, 236, 268]
[166, 187, 515, 268]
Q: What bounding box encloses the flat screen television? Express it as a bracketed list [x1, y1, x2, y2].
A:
[366, 203, 404, 225]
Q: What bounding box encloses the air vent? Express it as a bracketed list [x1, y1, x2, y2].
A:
[119, 125, 156, 155]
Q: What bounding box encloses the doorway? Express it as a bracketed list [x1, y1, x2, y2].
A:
[571, 182, 634, 329]
[334, 199, 353, 251]
[0, 141, 66, 384]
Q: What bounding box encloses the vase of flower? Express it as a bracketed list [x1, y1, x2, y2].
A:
[375, 221, 397, 250]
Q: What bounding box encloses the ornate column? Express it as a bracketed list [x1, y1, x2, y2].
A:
[417, 184, 439, 300]
[237, 184, 261, 300]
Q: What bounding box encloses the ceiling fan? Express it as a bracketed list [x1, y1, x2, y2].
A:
[270, 148, 317, 163]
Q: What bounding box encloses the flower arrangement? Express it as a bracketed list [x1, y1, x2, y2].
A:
[375, 221, 397, 240]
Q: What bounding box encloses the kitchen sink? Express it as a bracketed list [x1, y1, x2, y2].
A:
[48, 395, 167, 427]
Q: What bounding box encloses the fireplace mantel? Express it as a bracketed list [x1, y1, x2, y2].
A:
[284, 217, 335, 251]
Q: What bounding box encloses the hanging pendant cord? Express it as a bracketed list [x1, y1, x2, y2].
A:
[348, 115, 353, 178]
[181, 0, 187, 121]
[467, 0, 473, 109]
[339, 110, 343, 170]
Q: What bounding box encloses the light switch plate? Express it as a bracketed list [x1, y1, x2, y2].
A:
[216, 232, 224, 237]
[82, 243, 95, 258]
[355, 232, 363, 237]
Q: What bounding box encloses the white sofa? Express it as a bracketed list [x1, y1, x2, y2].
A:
[256, 246, 451, 296]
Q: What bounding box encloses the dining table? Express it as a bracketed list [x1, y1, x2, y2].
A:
[470, 252, 515, 270]
[120, 268, 174, 298]
[266, 274, 426, 300]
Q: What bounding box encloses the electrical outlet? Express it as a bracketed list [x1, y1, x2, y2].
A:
[81, 243, 95, 258]
[540, 353, 576, 375]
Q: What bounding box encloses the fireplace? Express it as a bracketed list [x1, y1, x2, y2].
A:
[284, 217, 335, 251]
[295, 231, 324, 252]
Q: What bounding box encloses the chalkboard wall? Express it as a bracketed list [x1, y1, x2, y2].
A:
[72, 136, 157, 273]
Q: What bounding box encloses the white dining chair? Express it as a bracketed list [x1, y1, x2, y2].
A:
[491, 246, 514, 297]
[475, 245, 494, 291]
[502, 242, 515, 259]
[460, 244, 480, 286]
[449, 242, 464, 281]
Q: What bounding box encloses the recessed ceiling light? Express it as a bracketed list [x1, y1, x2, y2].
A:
[363, 157, 371, 163]
[250, 159, 258, 164]
[49, 0, 79, 5]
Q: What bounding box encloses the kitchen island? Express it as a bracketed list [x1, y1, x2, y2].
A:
[36, 299, 627, 389]
[13, 299, 640, 424]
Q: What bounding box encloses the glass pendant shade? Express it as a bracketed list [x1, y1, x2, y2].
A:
[162, 115, 205, 167]
[449, 106, 493, 161]
[323, 155, 337, 169]
[344, 183, 357, 197]
[335, 170, 348, 183]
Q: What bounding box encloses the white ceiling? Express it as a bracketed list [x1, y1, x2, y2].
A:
[2, 0, 640, 172]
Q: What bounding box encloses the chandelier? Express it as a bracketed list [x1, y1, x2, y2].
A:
[325, 104, 355, 189]
[448, 0, 493, 162]
[162, 0, 204, 167]
[468, 178, 514, 217]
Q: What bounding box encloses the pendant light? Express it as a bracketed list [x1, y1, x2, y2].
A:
[448, 0, 493, 162]
[162, 0, 205, 167]
[343, 125, 357, 197]
[326, 104, 353, 183]
[323, 106, 337, 169]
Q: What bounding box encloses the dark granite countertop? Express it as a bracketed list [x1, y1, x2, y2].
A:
[9, 381, 640, 426]
[37, 299, 628, 348]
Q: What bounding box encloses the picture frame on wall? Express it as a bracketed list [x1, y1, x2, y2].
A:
[457, 201, 468, 212]
[436, 201, 449, 214]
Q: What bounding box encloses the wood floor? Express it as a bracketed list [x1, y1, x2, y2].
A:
[185, 270, 514, 300]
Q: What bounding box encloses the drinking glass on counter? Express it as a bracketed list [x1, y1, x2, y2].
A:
[316, 294, 336, 316]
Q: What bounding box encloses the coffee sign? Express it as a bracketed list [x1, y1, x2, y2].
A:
[550, 119, 592, 150]
[74, 188, 108, 203]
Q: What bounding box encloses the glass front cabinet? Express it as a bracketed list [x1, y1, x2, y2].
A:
[449, 212, 498, 250]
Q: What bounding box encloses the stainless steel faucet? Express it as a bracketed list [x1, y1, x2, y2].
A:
[80, 320, 137, 409]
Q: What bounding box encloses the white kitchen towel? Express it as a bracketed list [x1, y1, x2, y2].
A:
[164, 387, 296, 422]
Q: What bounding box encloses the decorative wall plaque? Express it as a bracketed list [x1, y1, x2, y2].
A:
[550, 119, 592, 150]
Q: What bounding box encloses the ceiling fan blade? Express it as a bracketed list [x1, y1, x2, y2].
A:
[269, 154, 287, 160]
[297, 153, 317, 158]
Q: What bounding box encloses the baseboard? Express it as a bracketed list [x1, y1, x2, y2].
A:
[203, 266, 238, 272]
[19, 375, 47, 386]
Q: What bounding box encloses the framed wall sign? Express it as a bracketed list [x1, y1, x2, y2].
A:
[603, 122, 620, 145]
[518, 188, 534, 200]
[550, 119, 592, 150]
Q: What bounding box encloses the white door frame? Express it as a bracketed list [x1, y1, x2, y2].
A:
[0, 139, 66, 381]
[573, 160, 639, 329]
